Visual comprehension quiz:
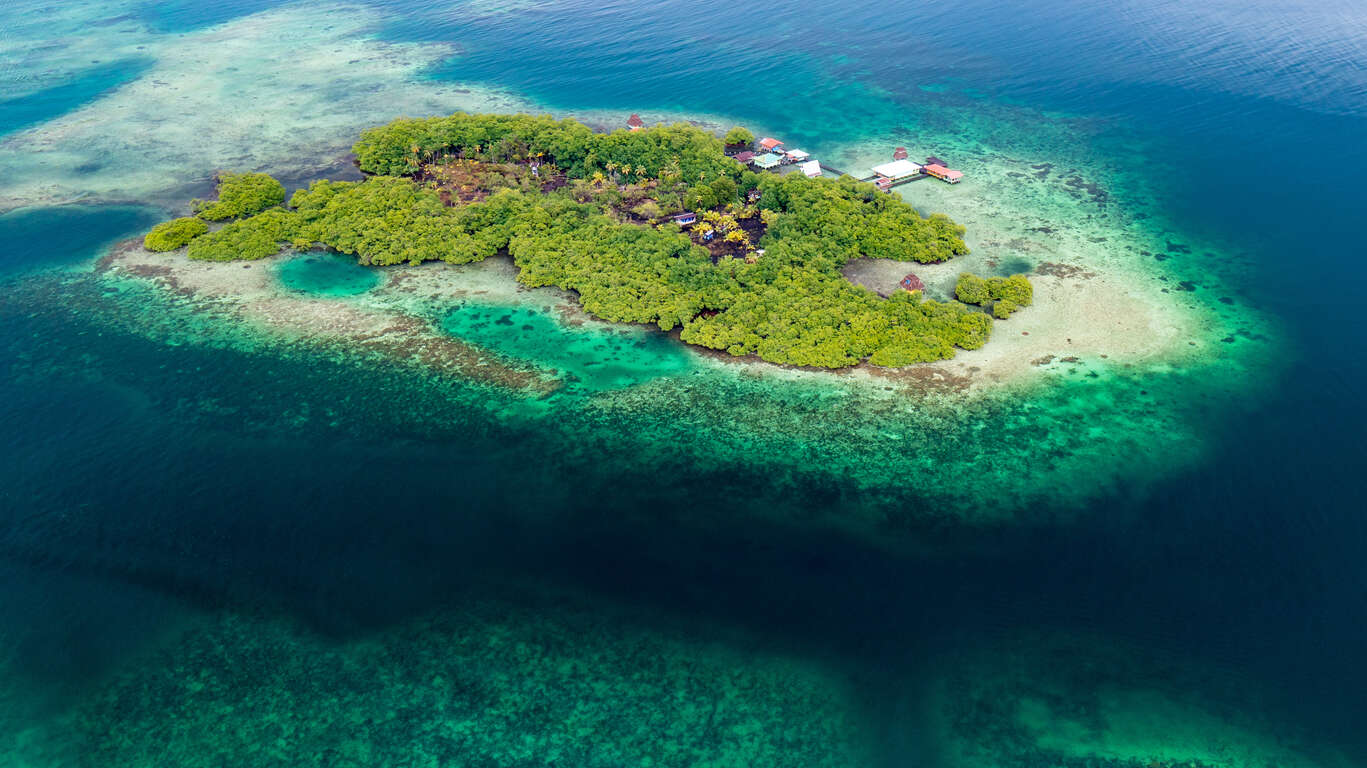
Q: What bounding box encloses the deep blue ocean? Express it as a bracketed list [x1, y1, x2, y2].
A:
[2, 0, 1365, 765]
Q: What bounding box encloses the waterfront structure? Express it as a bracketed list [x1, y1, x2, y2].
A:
[871, 159, 923, 181]
[627, 114, 645, 130]
[785, 149, 811, 163]
[799, 160, 822, 178]
[900, 273, 926, 292]
[758, 137, 784, 152]
[753, 153, 783, 170]
[893, 147, 908, 160]
[924, 163, 964, 183]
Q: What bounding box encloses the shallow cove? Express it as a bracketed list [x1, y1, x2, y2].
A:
[276, 251, 382, 297]
[440, 300, 695, 393]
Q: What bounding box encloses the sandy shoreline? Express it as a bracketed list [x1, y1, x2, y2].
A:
[102, 230, 1203, 398]
[98, 240, 559, 395]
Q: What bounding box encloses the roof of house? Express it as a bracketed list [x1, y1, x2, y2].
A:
[871, 159, 923, 178]
[893, 147, 908, 159]
[734, 151, 756, 162]
[672, 211, 697, 221]
[758, 137, 784, 149]
[900, 273, 925, 290]
[785, 149, 810, 161]
[799, 160, 822, 178]
[753, 153, 783, 169]
[627, 113, 645, 127]
[924, 163, 964, 180]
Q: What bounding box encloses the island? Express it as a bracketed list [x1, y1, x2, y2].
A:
[142, 112, 1031, 369]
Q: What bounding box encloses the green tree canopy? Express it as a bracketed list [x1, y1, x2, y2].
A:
[194, 172, 287, 221]
[144, 216, 207, 251]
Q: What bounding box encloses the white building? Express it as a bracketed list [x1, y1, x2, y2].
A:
[871, 159, 923, 181]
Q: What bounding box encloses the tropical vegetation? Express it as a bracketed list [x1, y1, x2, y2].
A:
[143, 216, 207, 252]
[148, 112, 1032, 368]
[192, 172, 287, 221]
[955, 273, 1034, 319]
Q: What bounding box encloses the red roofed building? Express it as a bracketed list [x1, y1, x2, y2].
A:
[893, 147, 908, 160]
[758, 137, 783, 151]
[900, 273, 925, 292]
[627, 114, 645, 130]
[924, 163, 964, 183]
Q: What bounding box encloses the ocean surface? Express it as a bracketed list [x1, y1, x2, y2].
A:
[2, 0, 1366, 766]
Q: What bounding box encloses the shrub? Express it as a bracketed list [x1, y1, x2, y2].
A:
[143, 217, 208, 251]
[724, 126, 755, 147]
[955, 273, 990, 304]
[186, 209, 296, 261]
[194, 172, 287, 221]
[993, 299, 1018, 319]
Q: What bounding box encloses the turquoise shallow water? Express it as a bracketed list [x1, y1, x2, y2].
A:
[0, 0, 1365, 766]
[276, 251, 383, 296]
[441, 302, 694, 393]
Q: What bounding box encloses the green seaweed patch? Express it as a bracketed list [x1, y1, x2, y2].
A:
[930, 632, 1347, 768]
[71, 599, 872, 767]
[192, 171, 286, 221]
[142, 216, 207, 252]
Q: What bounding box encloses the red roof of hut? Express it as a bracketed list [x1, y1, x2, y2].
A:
[924, 163, 964, 181]
[893, 147, 908, 160]
[734, 150, 756, 163]
[900, 273, 925, 292]
[627, 113, 645, 128]
[758, 137, 783, 150]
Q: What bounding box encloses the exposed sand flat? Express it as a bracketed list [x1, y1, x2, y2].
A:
[842, 255, 1197, 391]
[0, 3, 532, 211]
[101, 241, 557, 395]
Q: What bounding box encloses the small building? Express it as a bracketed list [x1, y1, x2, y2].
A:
[871, 159, 923, 181]
[893, 147, 908, 160]
[752, 152, 783, 170]
[672, 211, 698, 225]
[758, 137, 784, 152]
[734, 150, 756, 164]
[799, 159, 822, 178]
[627, 114, 645, 130]
[784, 149, 811, 163]
[900, 273, 925, 292]
[924, 163, 964, 183]
[875, 177, 894, 192]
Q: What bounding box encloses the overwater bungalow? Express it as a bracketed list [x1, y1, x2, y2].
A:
[924, 163, 964, 183]
[784, 149, 811, 163]
[893, 147, 909, 160]
[758, 137, 784, 152]
[871, 159, 923, 181]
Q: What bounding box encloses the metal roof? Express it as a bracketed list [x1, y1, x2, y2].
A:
[872, 159, 923, 178]
[752, 153, 783, 168]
